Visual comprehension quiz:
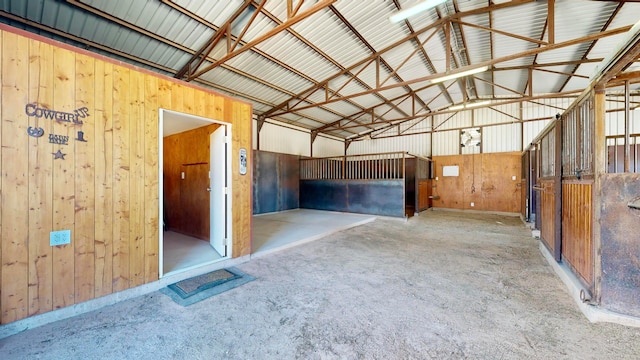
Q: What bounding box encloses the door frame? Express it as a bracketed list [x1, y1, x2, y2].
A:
[158, 109, 233, 277]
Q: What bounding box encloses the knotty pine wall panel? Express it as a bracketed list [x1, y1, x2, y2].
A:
[0, 25, 252, 324]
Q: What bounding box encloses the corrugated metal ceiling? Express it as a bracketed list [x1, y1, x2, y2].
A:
[1, 0, 639, 140]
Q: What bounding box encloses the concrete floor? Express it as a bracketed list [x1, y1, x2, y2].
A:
[162, 231, 222, 275]
[251, 209, 376, 258]
[2, 210, 640, 359]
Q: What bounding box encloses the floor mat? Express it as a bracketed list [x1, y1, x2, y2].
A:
[161, 267, 254, 306]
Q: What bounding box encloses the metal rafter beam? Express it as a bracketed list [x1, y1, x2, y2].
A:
[362, 116, 562, 141]
[259, 0, 537, 120]
[558, 2, 623, 92]
[186, 0, 336, 81]
[346, 90, 581, 140]
[175, 0, 256, 79]
[269, 25, 631, 120]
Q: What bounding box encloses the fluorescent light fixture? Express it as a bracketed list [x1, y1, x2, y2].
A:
[431, 66, 489, 84]
[389, 0, 447, 23]
[466, 100, 491, 108]
[448, 100, 491, 111]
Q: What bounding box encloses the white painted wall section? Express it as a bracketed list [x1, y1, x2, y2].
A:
[313, 135, 344, 157]
[257, 121, 311, 156]
[482, 123, 521, 153]
[347, 133, 431, 157]
[432, 130, 460, 156]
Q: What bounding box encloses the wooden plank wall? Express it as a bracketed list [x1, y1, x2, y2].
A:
[561, 182, 594, 285]
[539, 179, 556, 253]
[431, 152, 521, 213]
[0, 27, 252, 324]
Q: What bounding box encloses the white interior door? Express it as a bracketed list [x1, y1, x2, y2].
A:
[210, 126, 226, 256]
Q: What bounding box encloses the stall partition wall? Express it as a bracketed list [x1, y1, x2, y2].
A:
[253, 150, 300, 215]
[405, 157, 433, 214]
[430, 152, 522, 213]
[520, 148, 538, 223]
[300, 152, 417, 218]
[535, 122, 562, 262]
[599, 89, 640, 316]
[0, 26, 252, 325]
[561, 97, 595, 288]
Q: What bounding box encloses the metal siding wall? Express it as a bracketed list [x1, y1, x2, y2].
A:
[474, 103, 520, 126]
[433, 112, 472, 130]
[259, 122, 311, 156]
[521, 97, 573, 120]
[523, 119, 551, 148]
[432, 130, 460, 156]
[347, 133, 431, 157]
[313, 136, 344, 157]
[483, 124, 521, 153]
[252, 119, 258, 149]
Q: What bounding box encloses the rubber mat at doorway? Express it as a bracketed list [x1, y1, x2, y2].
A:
[161, 267, 255, 306]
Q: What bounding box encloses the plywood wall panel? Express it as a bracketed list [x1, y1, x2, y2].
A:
[143, 75, 159, 284]
[432, 152, 521, 213]
[111, 65, 131, 293]
[231, 101, 252, 258]
[74, 53, 96, 303]
[27, 39, 54, 317]
[1, 31, 30, 323]
[128, 70, 145, 288]
[51, 46, 76, 310]
[0, 26, 252, 324]
[93, 60, 114, 298]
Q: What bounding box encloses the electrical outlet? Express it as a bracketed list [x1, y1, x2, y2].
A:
[512, 175, 517, 181]
[470, 202, 475, 207]
[50, 230, 71, 246]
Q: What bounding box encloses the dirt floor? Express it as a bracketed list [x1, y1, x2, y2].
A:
[1, 210, 640, 359]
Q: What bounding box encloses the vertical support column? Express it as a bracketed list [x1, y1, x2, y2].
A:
[548, 0, 555, 44]
[592, 88, 606, 303]
[624, 80, 630, 172]
[553, 114, 563, 262]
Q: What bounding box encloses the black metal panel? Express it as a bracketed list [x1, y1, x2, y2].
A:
[253, 151, 278, 214]
[253, 151, 300, 214]
[405, 158, 416, 209]
[279, 153, 300, 210]
[300, 180, 349, 212]
[600, 173, 640, 317]
[348, 180, 405, 217]
[300, 179, 405, 217]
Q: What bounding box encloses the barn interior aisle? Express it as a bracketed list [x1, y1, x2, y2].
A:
[2, 210, 639, 359]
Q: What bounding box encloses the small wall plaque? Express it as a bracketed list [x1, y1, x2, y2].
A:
[239, 148, 247, 175]
[27, 126, 44, 138]
[49, 134, 69, 145]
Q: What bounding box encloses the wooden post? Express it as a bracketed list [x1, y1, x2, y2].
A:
[553, 115, 563, 262]
[624, 80, 630, 172]
[592, 88, 606, 303]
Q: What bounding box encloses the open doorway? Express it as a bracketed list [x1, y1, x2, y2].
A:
[159, 109, 232, 277]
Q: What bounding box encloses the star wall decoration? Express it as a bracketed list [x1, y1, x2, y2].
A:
[52, 149, 66, 160]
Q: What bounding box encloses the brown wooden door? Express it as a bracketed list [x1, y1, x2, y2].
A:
[180, 163, 210, 240]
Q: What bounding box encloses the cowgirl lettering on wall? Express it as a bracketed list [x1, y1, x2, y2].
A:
[24, 103, 90, 160]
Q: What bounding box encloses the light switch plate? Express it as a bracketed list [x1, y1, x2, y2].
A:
[50, 230, 71, 246]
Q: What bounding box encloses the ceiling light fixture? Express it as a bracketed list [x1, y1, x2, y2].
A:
[389, 0, 447, 23]
[431, 66, 489, 84]
[449, 100, 491, 111]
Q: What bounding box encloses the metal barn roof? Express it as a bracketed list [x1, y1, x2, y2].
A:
[1, 0, 639, 140]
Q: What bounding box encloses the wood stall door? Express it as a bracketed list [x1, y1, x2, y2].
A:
[180, 163, 210, 240]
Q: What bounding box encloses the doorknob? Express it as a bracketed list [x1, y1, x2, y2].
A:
[206, 187, 211, 192]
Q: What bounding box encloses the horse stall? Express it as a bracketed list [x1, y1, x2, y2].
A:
[299, 152, 432, 218]
[523, 25, 640, 318]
